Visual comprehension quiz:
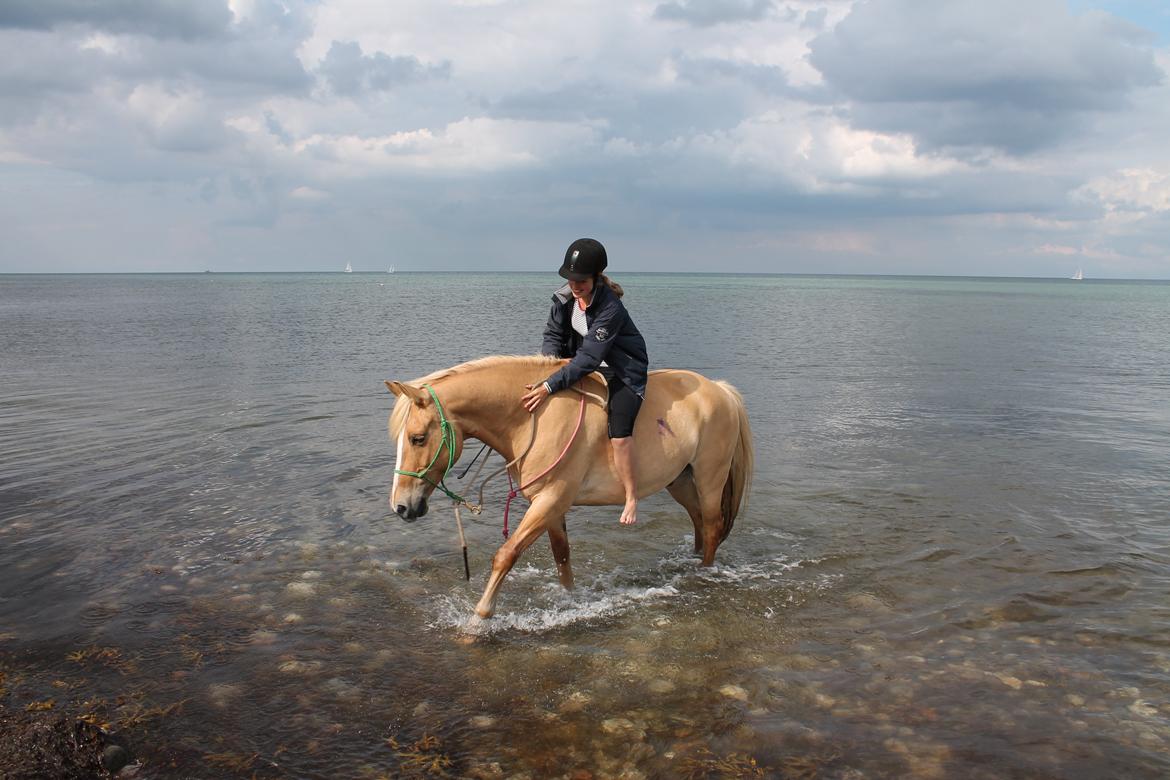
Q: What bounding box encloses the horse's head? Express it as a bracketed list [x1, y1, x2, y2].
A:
[385, 380, 464, 521]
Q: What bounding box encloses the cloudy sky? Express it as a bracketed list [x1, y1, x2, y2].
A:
[2, 0, 1168, 277]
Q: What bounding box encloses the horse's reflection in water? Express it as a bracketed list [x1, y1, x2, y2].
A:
[386, 355, 754, 620]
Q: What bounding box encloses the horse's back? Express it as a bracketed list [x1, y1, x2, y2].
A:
[646, 369, 741, 420]
[636, 369, 744, 459]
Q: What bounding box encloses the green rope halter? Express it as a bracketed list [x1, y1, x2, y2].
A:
[393, 384, 470, 507]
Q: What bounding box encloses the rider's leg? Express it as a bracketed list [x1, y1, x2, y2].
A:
[606, 379, 642, 525]
[612, 436, 638, 525]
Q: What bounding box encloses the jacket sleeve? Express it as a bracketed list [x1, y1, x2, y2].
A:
[543, 297, 626, 393]
[541, 301, 567, 357]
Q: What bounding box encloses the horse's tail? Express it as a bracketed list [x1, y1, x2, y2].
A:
[716, 380, 753, 541]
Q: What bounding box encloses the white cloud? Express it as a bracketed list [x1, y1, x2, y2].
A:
[225, 115, 602, 178]
[1075, 167, 1170, 216]
[289, 185, 328, 199]
[80, 32, 124, 54]
[680, 107, 963, 193]
[1034, 243, 1080, 255]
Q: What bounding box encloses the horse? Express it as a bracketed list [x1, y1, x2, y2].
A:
[385, 355, 753, 619]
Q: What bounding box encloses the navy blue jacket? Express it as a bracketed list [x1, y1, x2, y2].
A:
[541, 282, 649, 398]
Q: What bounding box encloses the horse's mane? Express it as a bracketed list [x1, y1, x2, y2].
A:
[389, 354, 562, 436]
[412, 354, 561, 385]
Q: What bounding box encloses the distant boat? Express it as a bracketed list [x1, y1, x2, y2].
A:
[1071, 268, 1084, 280]
[344, 262, 353, 273]
[387, 265, 396, 274]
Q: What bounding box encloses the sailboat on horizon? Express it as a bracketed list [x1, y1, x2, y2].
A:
[387, 265, 396, 274]
[344, 261, 353, 273]
[1071, 267, 1084, 280]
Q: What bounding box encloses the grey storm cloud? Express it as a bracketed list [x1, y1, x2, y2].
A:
[488, 77, 752, 144]
[0, 2, 313, 105]
[808, 0, 1164, 154]
[318, 41, 451, 96]
[653, 0, 776, 27]
[671, 55, 835, 102]
[0, 0, 232, 40]
[132, 34, 312, 94]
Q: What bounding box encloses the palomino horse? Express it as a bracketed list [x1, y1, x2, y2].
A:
[386, 355, 753, 619]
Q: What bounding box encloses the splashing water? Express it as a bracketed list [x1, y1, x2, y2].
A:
[428, 539, 833, 636]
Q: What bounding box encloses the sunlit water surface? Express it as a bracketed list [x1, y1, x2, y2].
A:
[2, 272, 1169, 778]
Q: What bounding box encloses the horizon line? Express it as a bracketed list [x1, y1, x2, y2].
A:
[2, 270, 1168, 282]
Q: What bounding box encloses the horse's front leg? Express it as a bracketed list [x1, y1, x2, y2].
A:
[474, 494, 566, 619]
[547, 515, 573, 590]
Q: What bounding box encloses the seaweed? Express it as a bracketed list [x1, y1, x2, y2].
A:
[386, 732, 457, 778]
[678, 747, 769, 779]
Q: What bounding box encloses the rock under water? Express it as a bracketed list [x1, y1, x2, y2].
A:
[0, 705, 133, 779]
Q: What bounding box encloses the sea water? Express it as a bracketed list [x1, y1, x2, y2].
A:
[2, 272, 1168, 777]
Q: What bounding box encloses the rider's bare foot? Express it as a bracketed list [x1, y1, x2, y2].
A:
[619, 499, 638, 525]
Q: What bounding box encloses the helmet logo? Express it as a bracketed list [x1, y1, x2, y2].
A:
[572, 250, 580, 260]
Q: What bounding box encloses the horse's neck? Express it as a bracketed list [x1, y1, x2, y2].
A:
[443, 366, 540, 460]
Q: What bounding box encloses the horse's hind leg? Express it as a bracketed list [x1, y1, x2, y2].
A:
[698, 496, 724, 566]
[547, 516, 573, 590]
[666, 466, 704, 555]
[690, 462, 733, 566]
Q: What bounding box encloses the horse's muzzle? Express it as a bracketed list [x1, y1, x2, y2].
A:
[394, 496, 428, 522]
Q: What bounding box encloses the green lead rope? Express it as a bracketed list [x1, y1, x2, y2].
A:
[393, 384, 471, 508]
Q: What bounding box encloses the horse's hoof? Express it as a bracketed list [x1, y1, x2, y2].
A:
[456, 613, 489, 643]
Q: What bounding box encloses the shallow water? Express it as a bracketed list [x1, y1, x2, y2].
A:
[2, 272, 1169, 778]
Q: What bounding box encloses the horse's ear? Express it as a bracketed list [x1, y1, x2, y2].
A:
[385, 381, 427, 406]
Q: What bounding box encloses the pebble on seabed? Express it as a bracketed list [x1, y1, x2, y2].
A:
[601, 718, 646, 740]
[286, 582, 316, 597]
[208, 683, 242, 707]
[559, 691, 591, 713]
[278, 659, 322, 674]
[249, 630, 278, 645]
[322, 678, 360, 700]
[845, 593, 888, 611]
[647, 679, 675, 694]
[1129, 700, 1159, 718]
[469, 715, 496, 728]
[719, 684, 749, 702]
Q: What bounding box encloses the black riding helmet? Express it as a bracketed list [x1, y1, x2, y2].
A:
[558, 238, 607, 281]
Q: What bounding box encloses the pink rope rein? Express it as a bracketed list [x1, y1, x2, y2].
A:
[502, 392, 588, 539]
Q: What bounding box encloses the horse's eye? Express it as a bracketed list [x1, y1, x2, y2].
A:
[410, 434, 426, 446]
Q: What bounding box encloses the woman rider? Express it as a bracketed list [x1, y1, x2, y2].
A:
[520, 238, 649, 526]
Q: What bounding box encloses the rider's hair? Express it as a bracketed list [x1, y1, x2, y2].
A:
[598, 273, 624, 298]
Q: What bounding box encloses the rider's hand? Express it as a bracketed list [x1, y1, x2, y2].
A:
[521, 383, 550, 413]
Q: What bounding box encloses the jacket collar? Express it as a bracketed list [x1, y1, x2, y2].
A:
[553, 281, 610, 311]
